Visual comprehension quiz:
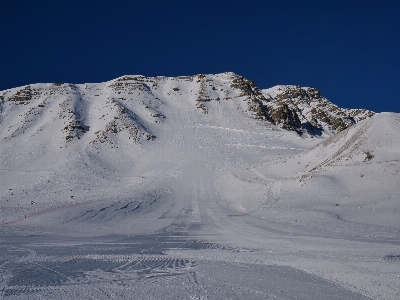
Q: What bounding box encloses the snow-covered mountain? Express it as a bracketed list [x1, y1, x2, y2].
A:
[0, 73, 372, 148]
[1, 73, 399, 300]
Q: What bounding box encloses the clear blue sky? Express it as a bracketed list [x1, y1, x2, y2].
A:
[1, 0, 399, 112]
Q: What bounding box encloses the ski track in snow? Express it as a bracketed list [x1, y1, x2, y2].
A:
[0, 74, 399, 299]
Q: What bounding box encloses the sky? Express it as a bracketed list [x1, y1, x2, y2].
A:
[1, 0, 399, 113]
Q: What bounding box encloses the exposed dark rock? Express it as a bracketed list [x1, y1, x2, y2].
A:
[7, 86, 32, 105]
[262, 85, 374, 135]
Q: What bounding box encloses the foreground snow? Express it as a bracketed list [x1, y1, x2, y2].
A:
[0, 74, 399, 299]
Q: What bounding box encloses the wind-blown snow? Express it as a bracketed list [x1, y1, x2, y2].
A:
[0, 73, 398, 299]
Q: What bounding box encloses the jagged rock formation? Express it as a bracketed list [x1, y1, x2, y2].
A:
[261, 85, 374, 135]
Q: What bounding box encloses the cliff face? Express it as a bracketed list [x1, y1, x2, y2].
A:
[261, 85, 374, 135]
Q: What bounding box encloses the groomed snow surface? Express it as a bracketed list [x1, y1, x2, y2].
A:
[0, 74, 399, 299]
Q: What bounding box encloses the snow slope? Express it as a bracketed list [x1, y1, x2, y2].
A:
[256, 112, 400, 231]
[0, 73, 398, 299]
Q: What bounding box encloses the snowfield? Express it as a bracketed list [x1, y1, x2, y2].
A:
[0, 73, 399, 299]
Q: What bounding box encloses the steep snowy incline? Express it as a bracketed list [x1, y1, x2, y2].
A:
[255, 112, 400, 232]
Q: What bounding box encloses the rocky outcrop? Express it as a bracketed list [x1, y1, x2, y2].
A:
[229, 75, 271, 121]
[7, 85, 32, 105]
[261, 85, 374, 135]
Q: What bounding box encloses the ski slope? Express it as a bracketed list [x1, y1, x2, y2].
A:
[0, 73, 398, 299]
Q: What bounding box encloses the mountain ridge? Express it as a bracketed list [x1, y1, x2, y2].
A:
[0, 72, 374, 148]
